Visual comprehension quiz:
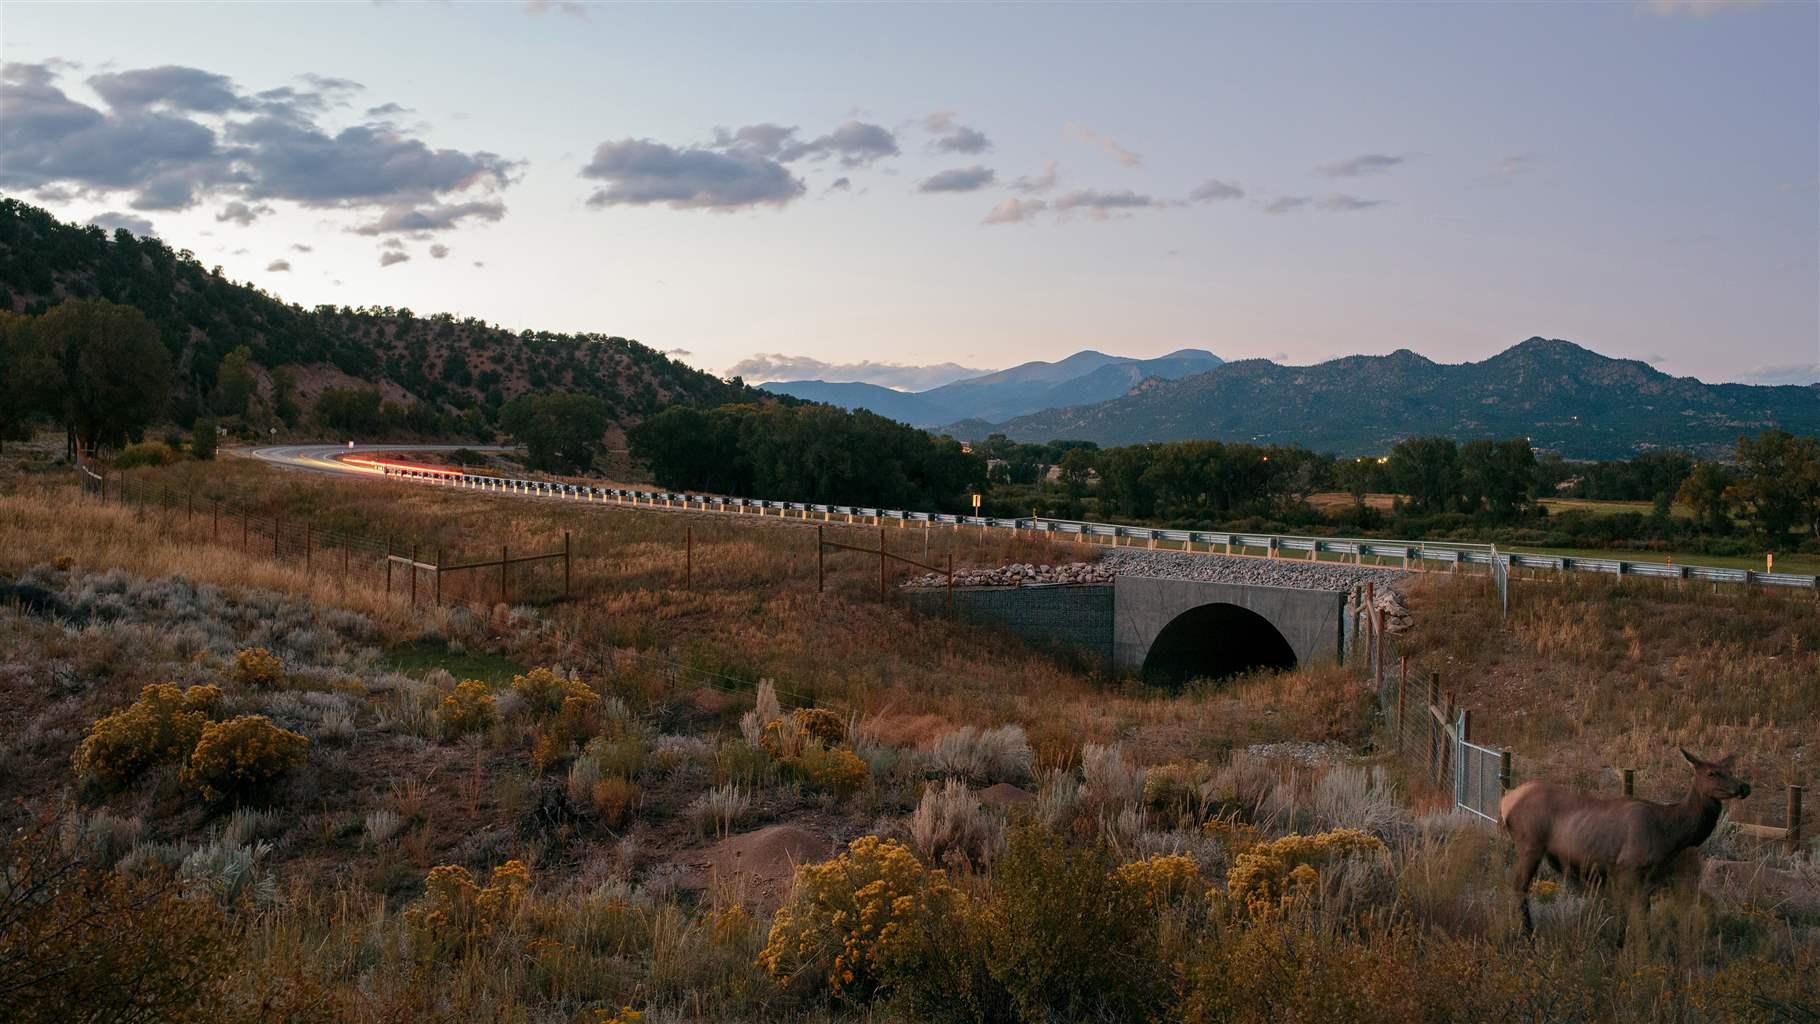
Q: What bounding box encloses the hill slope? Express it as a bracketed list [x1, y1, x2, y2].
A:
[971, 339, 1819, 458]
[0, 197, 756, 437]
[762, 348, 1221, 426]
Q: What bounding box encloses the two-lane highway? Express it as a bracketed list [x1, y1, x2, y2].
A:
[248, 443, 520, 477]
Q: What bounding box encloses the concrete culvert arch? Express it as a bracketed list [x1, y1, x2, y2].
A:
[1140, 602, 1297, 687]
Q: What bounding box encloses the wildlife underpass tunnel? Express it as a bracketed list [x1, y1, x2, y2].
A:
[1140, 602, 1297, 687]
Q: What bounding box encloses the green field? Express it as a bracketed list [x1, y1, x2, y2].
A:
[1539, 497, 1693, 519]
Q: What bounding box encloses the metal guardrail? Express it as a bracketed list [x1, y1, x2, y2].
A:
[360, 460, 1820, 595]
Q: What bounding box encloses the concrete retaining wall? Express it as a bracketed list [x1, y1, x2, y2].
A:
[903, 584, 1114, 665]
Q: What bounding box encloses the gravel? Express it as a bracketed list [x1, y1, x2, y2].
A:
[904, 547, 1406, 594]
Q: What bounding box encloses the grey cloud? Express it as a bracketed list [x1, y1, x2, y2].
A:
[266, 259, 291, 272]
[1188, 178, 1243, 202]
[1642, 0, 1766, 14]
[88, 65, 247, 113]
[713, 122, 798, 158]
[1317, 193, 1387, 211]
[1052, 188, 1161, 219]
[918, 165, 996, 193]
[0, 62, 514, 230]
[86, 211, 155, 235]
[215, 200, 271, 225]
[430, 243, 450, 258]
[472, 261, 485, 268]
[364, 102, 410, 118]
[728, 353, 991, 390]
[290, 242, 313, 252]
[351, 199, 506, 234]
[1065, 124, 1141, 168]
[826, 176, 851, 193]
[378, 250, 410, 267]
[1010, 160, 1059, 194]
[581, 138, 804, 210]
[1739, 362, 1820, 385]
[1262, 196, 1311, 214]
[982, 197, 1046, 225]
[380, 238, 406, 250]
[231, 248, 249, 255]
[1495, 155, 1534, 178]
[665, 347, 693, 357]
[923, 111, 991, 155]
[781, 120, 899, 167]
[1317, 153, 1403, 177]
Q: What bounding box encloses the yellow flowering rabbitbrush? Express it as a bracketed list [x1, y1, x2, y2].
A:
[404, 859, 532, 951]
[1114, 854, 1204, 911]
[1222, 827, 1386, 920]
[758, 835, 966, 999]
[229, 647, 285, 689]
[181, 715, 309, 803]
[438, 678, 497, 738]
[72, 683, 223, 789]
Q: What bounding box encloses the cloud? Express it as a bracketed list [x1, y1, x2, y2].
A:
[780, 120, 899, 167]
[1641, 0, 1765, 14]
[1316, 193, 1387, 211]
[0, 61, 516, 229]
[918, 165, 996, 193]
[364, 102, 410, 118]
[524, 0, 589, 16]
[1262, 196, 1311, 214]
[1738, 362, 1820, 385]
[266, 259, 291, 272]
[351, 199, 506, 234]
[711, 122, 798, 158]
[380, 237, 406, 250]
[1010, 160, 1059, 194]
[581, 138, 804, 210]
[1188, 178, 1243, 202]
[826, 176, 851, 193]
[728, 353, 992, 390]
[429, 243, 450, 258]
[1065, 124, 1141, 168]
[1495, 154, 1535, 179]
[982, 197, 1047, 225]
[214, 200, 271, 226]
[290, 242, 313, 252]
[378, 250, 410, 267]
[472, 260, 485, 268]
[1051, 188, 1162, 219]
[1316, 153, 1404, 177]
[922, 111, 991, 154]
[86, 211, 155, 235]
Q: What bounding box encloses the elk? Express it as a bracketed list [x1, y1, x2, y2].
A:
[1500, 749, 1751, 934]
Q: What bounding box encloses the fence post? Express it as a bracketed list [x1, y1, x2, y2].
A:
[878, 525, 886, 601]
[1499, 750, 1513, 793]
[410, 543, 418, 608]
[342, 541, 349, 584]
[187, 492, 193, 522]
[274, 515, 282, 559]
[564, 531, 571, 598]
[1426, 672, 1441, 782]
[435, 549, 442, 606]
[685, 526, 692, 590]
[1787, 785, 1803, 854]
[1622, 769, 1635, 798]
[501, 545, 508, 605]
[385, 535, 393, 598]
[948, 552, 955, 617]
[817, 525, 825, 593]
[213, 499, 219, 541]
[243, 511, 249, 550]
[305, 523, 312, 576]
[1396, 656, 1408, 749]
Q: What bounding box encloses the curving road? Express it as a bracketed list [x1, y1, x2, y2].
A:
[247, 443, 521, 477]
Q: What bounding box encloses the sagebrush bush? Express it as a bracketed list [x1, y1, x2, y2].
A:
[72, 683, 223, 789]
[685, 783, 751, 838]
[929, 724, 1033, 785]
[181, 715, 309, 803]
[438, 678, 497, 738]
[759, 835, 970, 1001]
[1080, 743, 1145, 814]
[228, 646, 285, 688]
[1223, 828, 1386, 920]
[910, 780, 1004, 870]
[739, 679, 782, 747]
[1144, 759, 1215, 818]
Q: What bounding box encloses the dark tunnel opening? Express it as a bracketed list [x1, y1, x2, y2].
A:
[1141, 602, 1297, 687]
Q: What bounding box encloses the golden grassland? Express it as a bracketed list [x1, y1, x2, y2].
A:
[2, 459, 1816, 1023]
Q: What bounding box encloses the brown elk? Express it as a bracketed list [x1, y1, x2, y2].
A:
[1500, 749, 1751, 934]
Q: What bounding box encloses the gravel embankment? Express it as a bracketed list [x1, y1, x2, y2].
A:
[905, 547, 1405, 594]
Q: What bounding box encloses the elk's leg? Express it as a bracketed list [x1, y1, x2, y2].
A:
[1514, 845, 1544, 936]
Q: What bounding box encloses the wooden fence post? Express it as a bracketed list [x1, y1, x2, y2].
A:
[1499, 750, 1513, 792]
[1426, 672, 1441, 781]
[410, 543, 418, 608]
[1396, 656, 1408, 749]
[501, 545, 508, 605]
[1622, 769, 1635, 798]
[878, 525, 886, 600]
[948, 552, 955, 617]
[385, 535, 393, 598]
[817, 525, 825, 593]
[685, 526, 692, 590]
[564, 531, 571, 598]
[1788, 785, 1804, 854]
[305, 523, 312, 576]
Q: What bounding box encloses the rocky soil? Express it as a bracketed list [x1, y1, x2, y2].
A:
[903, 547, 1406, 595]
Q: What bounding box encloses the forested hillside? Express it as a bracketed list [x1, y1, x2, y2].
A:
[0, 198, 756, 439]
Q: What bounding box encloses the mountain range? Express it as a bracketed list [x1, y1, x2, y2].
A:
[959, 340, 1819, 459]
[760, 349, 1223, 428]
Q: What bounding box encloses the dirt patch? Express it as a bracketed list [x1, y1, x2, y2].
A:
[979, 782, 1035, 807]
[677, 824, 836, 902]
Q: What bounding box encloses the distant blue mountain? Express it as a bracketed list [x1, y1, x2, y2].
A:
[761, 348, 1222, 428]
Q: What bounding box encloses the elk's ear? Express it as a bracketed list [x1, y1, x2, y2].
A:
[1681, 748, 1702, 767]
[1717, 753, 1738, 769]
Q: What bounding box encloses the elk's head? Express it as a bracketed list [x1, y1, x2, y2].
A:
[1682, 749, 1751, 800]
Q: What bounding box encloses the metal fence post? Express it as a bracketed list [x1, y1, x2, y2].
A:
[1787, 785, 1803, 853]
[410, 543, 418, 607]
[1426, 672, 1441, 783]
[1622, 769, 1635, 798]
[274, 515, 282, 559]
[212, 499, 219, 541]
[385, 535, 393, 597]
[685, 526, 692, 590]
[1396, 656, 1408, 750]
[435, 549, 442, 606]
[817, 525, 825, 593]
[501, 545, 508, 605]
[1499, 750, 1513, 793]
[305, 523, 312, 576]
[878, 525, 886, 600]
[948, 552, 955, 616]
[564, 531, 571, 598]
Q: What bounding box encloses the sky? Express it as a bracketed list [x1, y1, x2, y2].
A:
[2, 0, 1816, 390]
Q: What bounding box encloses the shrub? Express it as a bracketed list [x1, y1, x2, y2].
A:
[1114, 854, 1204, 912]
[929, 724, 1033, 785]
[511, 666, 590, 715]
[795, 744, 870, 799]
[791, 706, 846, 747]
[1222, 828, 1387, 920]
[591, 777, 640, 828]
[584, 732, 648, 779]
[758, 835, 971, 1002]
[684, 783, 751, 839]
[910, 780, 1004, 870]
[229, 647, 284, 689]
[438, 678, 497, 738]
[190, 418, 218, 460]
[72, 683, 223, 789]
[986, 825, 1169, 1023]
[739, 679, 782, 746]
[1080, 743, 1145, 814]
[181, 715, 309, 803]
[1144, 760, 1215, 818]
[113, 441, 180, 469]
[403, 859, 532, 952]
[758, 716, 805, 760]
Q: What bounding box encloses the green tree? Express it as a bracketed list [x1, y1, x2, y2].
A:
[1388, 436, 1461, 515]
[500, 392, 610, 473]
[0, 311, 39, 451]
[213, 345, 256, 417]
[269, 366, 299, 427]
[1732, 430, 1820, 542]
[313, 387, 385, 436]
[34, 298, 172, 455]
[1459, 438, 1535, 519]
[1675, 461, 1733, 533]
[191, 417, 218, 460]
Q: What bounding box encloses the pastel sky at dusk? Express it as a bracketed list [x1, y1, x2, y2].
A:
[3, 0, 1816, 387]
